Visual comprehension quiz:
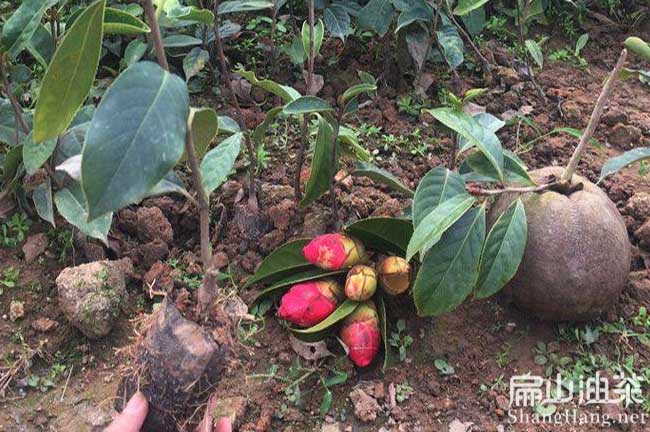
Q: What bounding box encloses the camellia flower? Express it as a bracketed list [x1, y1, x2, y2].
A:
[277, 279, 342, 327]
[345, 265, 377, 301]
[340, 301, 381, 367]
[303, 234, 366, 271]
[378, 256, 411, 295]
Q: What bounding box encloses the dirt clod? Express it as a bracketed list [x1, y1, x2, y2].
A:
[9, 300, 25, 322]
[608, 123, 643, 150]
[349, 388, 381, 423]
[121, 206, 173, 244]
[31, 317, 58, 333]
[22, 233, 48, 263]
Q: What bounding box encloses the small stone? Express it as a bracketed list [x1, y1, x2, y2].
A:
[31, 317, 57, 333]
[22, 233, 48, 263]
[9, 300, 25, 322]
[349, 388, 381, 423]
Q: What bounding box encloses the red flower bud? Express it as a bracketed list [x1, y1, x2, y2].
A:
[303, 234, 366, 270]
[378, 256, 411, 295]
[277, 279, 342, 327]
[345, 265, 377, 301]
[340, 301, 381, 367]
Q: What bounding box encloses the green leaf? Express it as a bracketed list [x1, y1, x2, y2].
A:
[189, 107, 219, 160]
[475, 199, 527, 299]
[253, 106, 283, 147]
[82, 61, 189, 220]
[33, 179, 55, 227]
[243, 239, 312, 288]
[320, 389, 333, 418]
[27, 24, 55, 68]
[104, 7, 151, 34]
[292, 299, 359, 335]
[236, 69, 300, 103]
[458, 112, 505, 152]
[0, 99, 30, 146]
[301, 116, 336, 207]
[425, 107, 504, 180]
[547, 127, 601, 150]
[54, 183, 112, 245]
[352, 162, 414, 197]
[250, 268, 347, 307]
[154, 0, 181, 13]
[358, 0, 395, 37]
[162, 35, 203, 48]
[395, 1, 433, 33]
[525, 39, 543, 68]
[34, 0, 106, 143]
[413, 206, 485, 316]
[183, 47, 210, 81]
[453, 0, 490, 16]
[344, 217, 413, 255]
[124, 40, 148, 67]
[302, 19, 325, 58]
[2, 145, 23, 184]
[218, 116, 241, 134]
[338, 126, 370, 161]
[340, 83, 377, 106]
[625, 37, 650, 62]
[167, 6, 215, 24]
[406, 194, 476, 261]
[200, 132, 242, 195]
[324, 5, 351, 41]
[146, 171, 190, 199]
[284, 96, 333, 116]
[599, 147, 650, 182]
[575, 33, 589, 55]
[412, 166, 466, 227]
[437, 14, 464, 70]
[2, 0, 58, 59]
[463, 150, 534, 185]
[22, 133, 57, 175]
[378, 296, 398, 370]
[218, 0, 274, 14]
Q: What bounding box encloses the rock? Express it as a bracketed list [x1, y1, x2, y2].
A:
[267, 199, 296, 231]
[349, 388, 381, 423]
[121, 207, 173, 244]
[491, 167, 631, 321]
[9, 300, 25, 322]
[635, 220, 650, 249]
[31, 317, 58, 333]
[608, 123, 642, 150]
[22, 233, 48, 263]
[321, 423, 342, 432]
[56, 259, 133, 338]
[213, 396, 247, 427]
[625, 192, 650, 221]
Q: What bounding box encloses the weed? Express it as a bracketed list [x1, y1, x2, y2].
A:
[395, 381, 414, 403]
[434, 358, 455, 376]
[0, 267, 20, 294]
[496, 342, 512, 368]
[388, 319, 414, 362]
[1, 213, 31, 248]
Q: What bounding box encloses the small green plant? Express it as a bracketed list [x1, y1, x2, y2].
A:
[496, 342, 512, 368]
[549, 33, 589, 67]
[397, 95, 423, 118]
[1, 213, 31, 248]
[395, 381, 414, 403]
[0, 267, 20, 294]
[388, 319, 413, 362]
[434, 358, 455, 376]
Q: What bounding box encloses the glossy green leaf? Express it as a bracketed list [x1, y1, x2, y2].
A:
[378, 296, 397, 370]
[475, 199, 527, 299]
[236, 69, 300, 103]
[200, 132, 242, 195]
[292, 299, 359, 335]
[27, 24, 55, 67]
[189, 107, 219, 160]
[146, 171, 190, 199]
[0, 99, 30, 146]
[344, 217, 413, 255]
[395, 1, 433, 33]
[324, 4, 351, 41]
[250, 268, 347, 306]
[104, 7, 151, 34]
[302, 19, 325, 58]
[436, 14, 464, 70]
[458, 112, 505, 152]
[2, 145, 23, 184]
[461, 6, 486, 36]
[600, 147, 650, 182]
[2, 0, 58, 58]
[183, 47, 210, 81]
[625, 37, 650, 62]
[82, 61, 189, 220]
[253, 106, 283, 147]
[243, 239, 312, 288]
[33, 179, 55, 227]
[453, 0, 490, 16]
[340, 83, 377, 106]
[284, 96, 333, 115]
[162, 35, 202, 48]
[463, 150, 534, 185]
[320, 389, 333, 418]
[352, 162, 414, 197]
[413, 206, 485, 316]
[167, 6, 215, 24]
[34, 0, 106, 143]
[301, 116, 336, 207]
[124, 40, 147, 67]
[218, 0, 274, 14]
[55, 183, 112, 245]
[22, 133, 57, 175]
[406, 194, 476, 261]
[426, 107, 504, 180]
[412, 167, 466, 227]
[358, 0, 395, 37]
[218, 116, 241, 134]
[338, 126, 370, 161]
[525, 39, 543, 68]
[575, 33, 589, 55]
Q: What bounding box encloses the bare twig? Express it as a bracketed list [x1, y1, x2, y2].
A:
[212, 0, 259, 212]
[561, 48, 627, 182]
[444, 0, 490, 74]
[143, 0, 218, 315]
[467, 181, 559, 196]
[0, 54, 29, 136]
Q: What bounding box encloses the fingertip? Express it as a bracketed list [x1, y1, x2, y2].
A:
[214, 416, 232, 432]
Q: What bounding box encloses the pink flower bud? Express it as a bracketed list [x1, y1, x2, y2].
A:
[277, 279, 342, 327]
[345, 265, 377, 301]
[378, 256, 411, 295]
[303, 234, 366, 270]
[340, 301, 381, 367]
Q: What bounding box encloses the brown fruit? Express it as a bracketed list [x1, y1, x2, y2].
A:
[378, 256, 411, 295]
[489, 166, 631, 321]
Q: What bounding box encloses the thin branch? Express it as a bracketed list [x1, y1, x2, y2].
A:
[142, 0, 169, 71]
[444, 0, 490, 74]
[467, 181, 559, 196]
[212, 0, 259, 211]
[0, 55, 29, 135]
[561, 48, 627, 182]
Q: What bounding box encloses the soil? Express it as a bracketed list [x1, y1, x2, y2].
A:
[3, 18, 650, 432]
